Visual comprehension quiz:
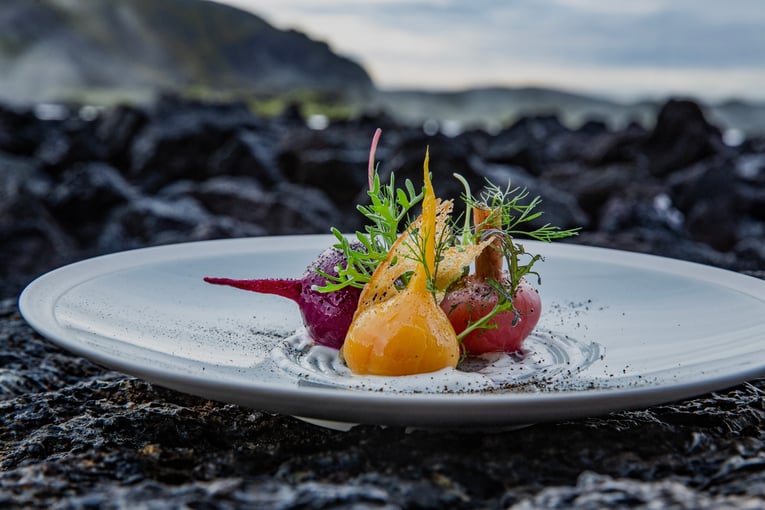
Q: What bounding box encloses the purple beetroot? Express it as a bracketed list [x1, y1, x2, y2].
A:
[204, 245, 362, 349]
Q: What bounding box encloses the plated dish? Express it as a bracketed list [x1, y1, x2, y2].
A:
[19, 235, 765, 427]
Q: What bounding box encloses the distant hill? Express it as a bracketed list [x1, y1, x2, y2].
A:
[371, 87, 653, 130]
[371, 86, 765, 137]
[0, 0, 373, 104]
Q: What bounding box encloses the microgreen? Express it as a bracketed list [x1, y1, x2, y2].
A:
[315, 130, 423, 292]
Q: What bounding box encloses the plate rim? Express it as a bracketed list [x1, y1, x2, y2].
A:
[18, 235, 765, 426]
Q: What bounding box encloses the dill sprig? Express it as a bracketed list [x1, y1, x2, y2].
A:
[449, 176, 579, 341]
[461, 178, 579, 292]
[314, 139, 423, 292]
[316, 134, 578, 305]
[475, 180, 580, 243]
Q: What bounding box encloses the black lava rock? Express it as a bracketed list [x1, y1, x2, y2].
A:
[129, 98, 264, 190]
[0, 94, 763, 291]
[643, 99, 725, 177]
[1, 94, 765, 509]
[2, 292, 765, 508]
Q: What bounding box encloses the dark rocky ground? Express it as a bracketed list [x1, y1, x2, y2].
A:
[1, 96, 765, 508]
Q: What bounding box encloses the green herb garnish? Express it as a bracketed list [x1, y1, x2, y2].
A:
[317, 131, 579, 311]
[460, 177, 580, 296]
[316, 129, 423, 292]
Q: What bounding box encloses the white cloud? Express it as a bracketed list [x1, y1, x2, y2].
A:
[547, 0, 668, 16]
[215, 0, 765, 100]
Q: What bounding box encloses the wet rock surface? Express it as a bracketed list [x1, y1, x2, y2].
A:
[1, 96, 765, 508]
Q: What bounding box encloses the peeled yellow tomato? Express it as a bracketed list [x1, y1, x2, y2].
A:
[343, 283, 460, 375]
[342, 149, 460, 376]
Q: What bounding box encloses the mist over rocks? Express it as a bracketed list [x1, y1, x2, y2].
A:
[1, 95, 764, 298]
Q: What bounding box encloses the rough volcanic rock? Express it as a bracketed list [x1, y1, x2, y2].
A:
[0, 151, 76, 291]
[1, 95, 765, 509]
[480, 162, 591, 231]
[95, 103, 150, 169]
[643, 99, 725, 177]
[44, 161, 138, 245]
[35, 114, 107, 174]
[97, 195, 265, 252]
[160, 177, 351, 235]
[277, 128, 370, 206]
[482, 115, 570, 176]
[0, 103, 44, 156]
[1, 94, 763, 293]
[209, 129, 283, 187]
[2, 291, 765, 508]
[129, 98, 264, 190]
[380, 131, 488, 205]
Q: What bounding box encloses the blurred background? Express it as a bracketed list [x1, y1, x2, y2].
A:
[2, 0, 764, 136]
[1, 0, 764, 297]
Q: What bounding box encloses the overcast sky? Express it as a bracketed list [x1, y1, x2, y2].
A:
[218, 0, 765, 101]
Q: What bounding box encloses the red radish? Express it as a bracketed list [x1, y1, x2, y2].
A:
[441, 276, 540, 354]
[205, 245, 361, 349]
[440, 207, 541, 354]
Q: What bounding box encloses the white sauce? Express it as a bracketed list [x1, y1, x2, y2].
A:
[272, 329, 602, 394]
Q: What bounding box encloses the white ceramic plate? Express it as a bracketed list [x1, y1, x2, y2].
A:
[19, 235, 765, 428]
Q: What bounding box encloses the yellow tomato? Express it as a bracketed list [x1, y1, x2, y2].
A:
[342, 150, 460, 376]
[343, 281, 459, 376]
